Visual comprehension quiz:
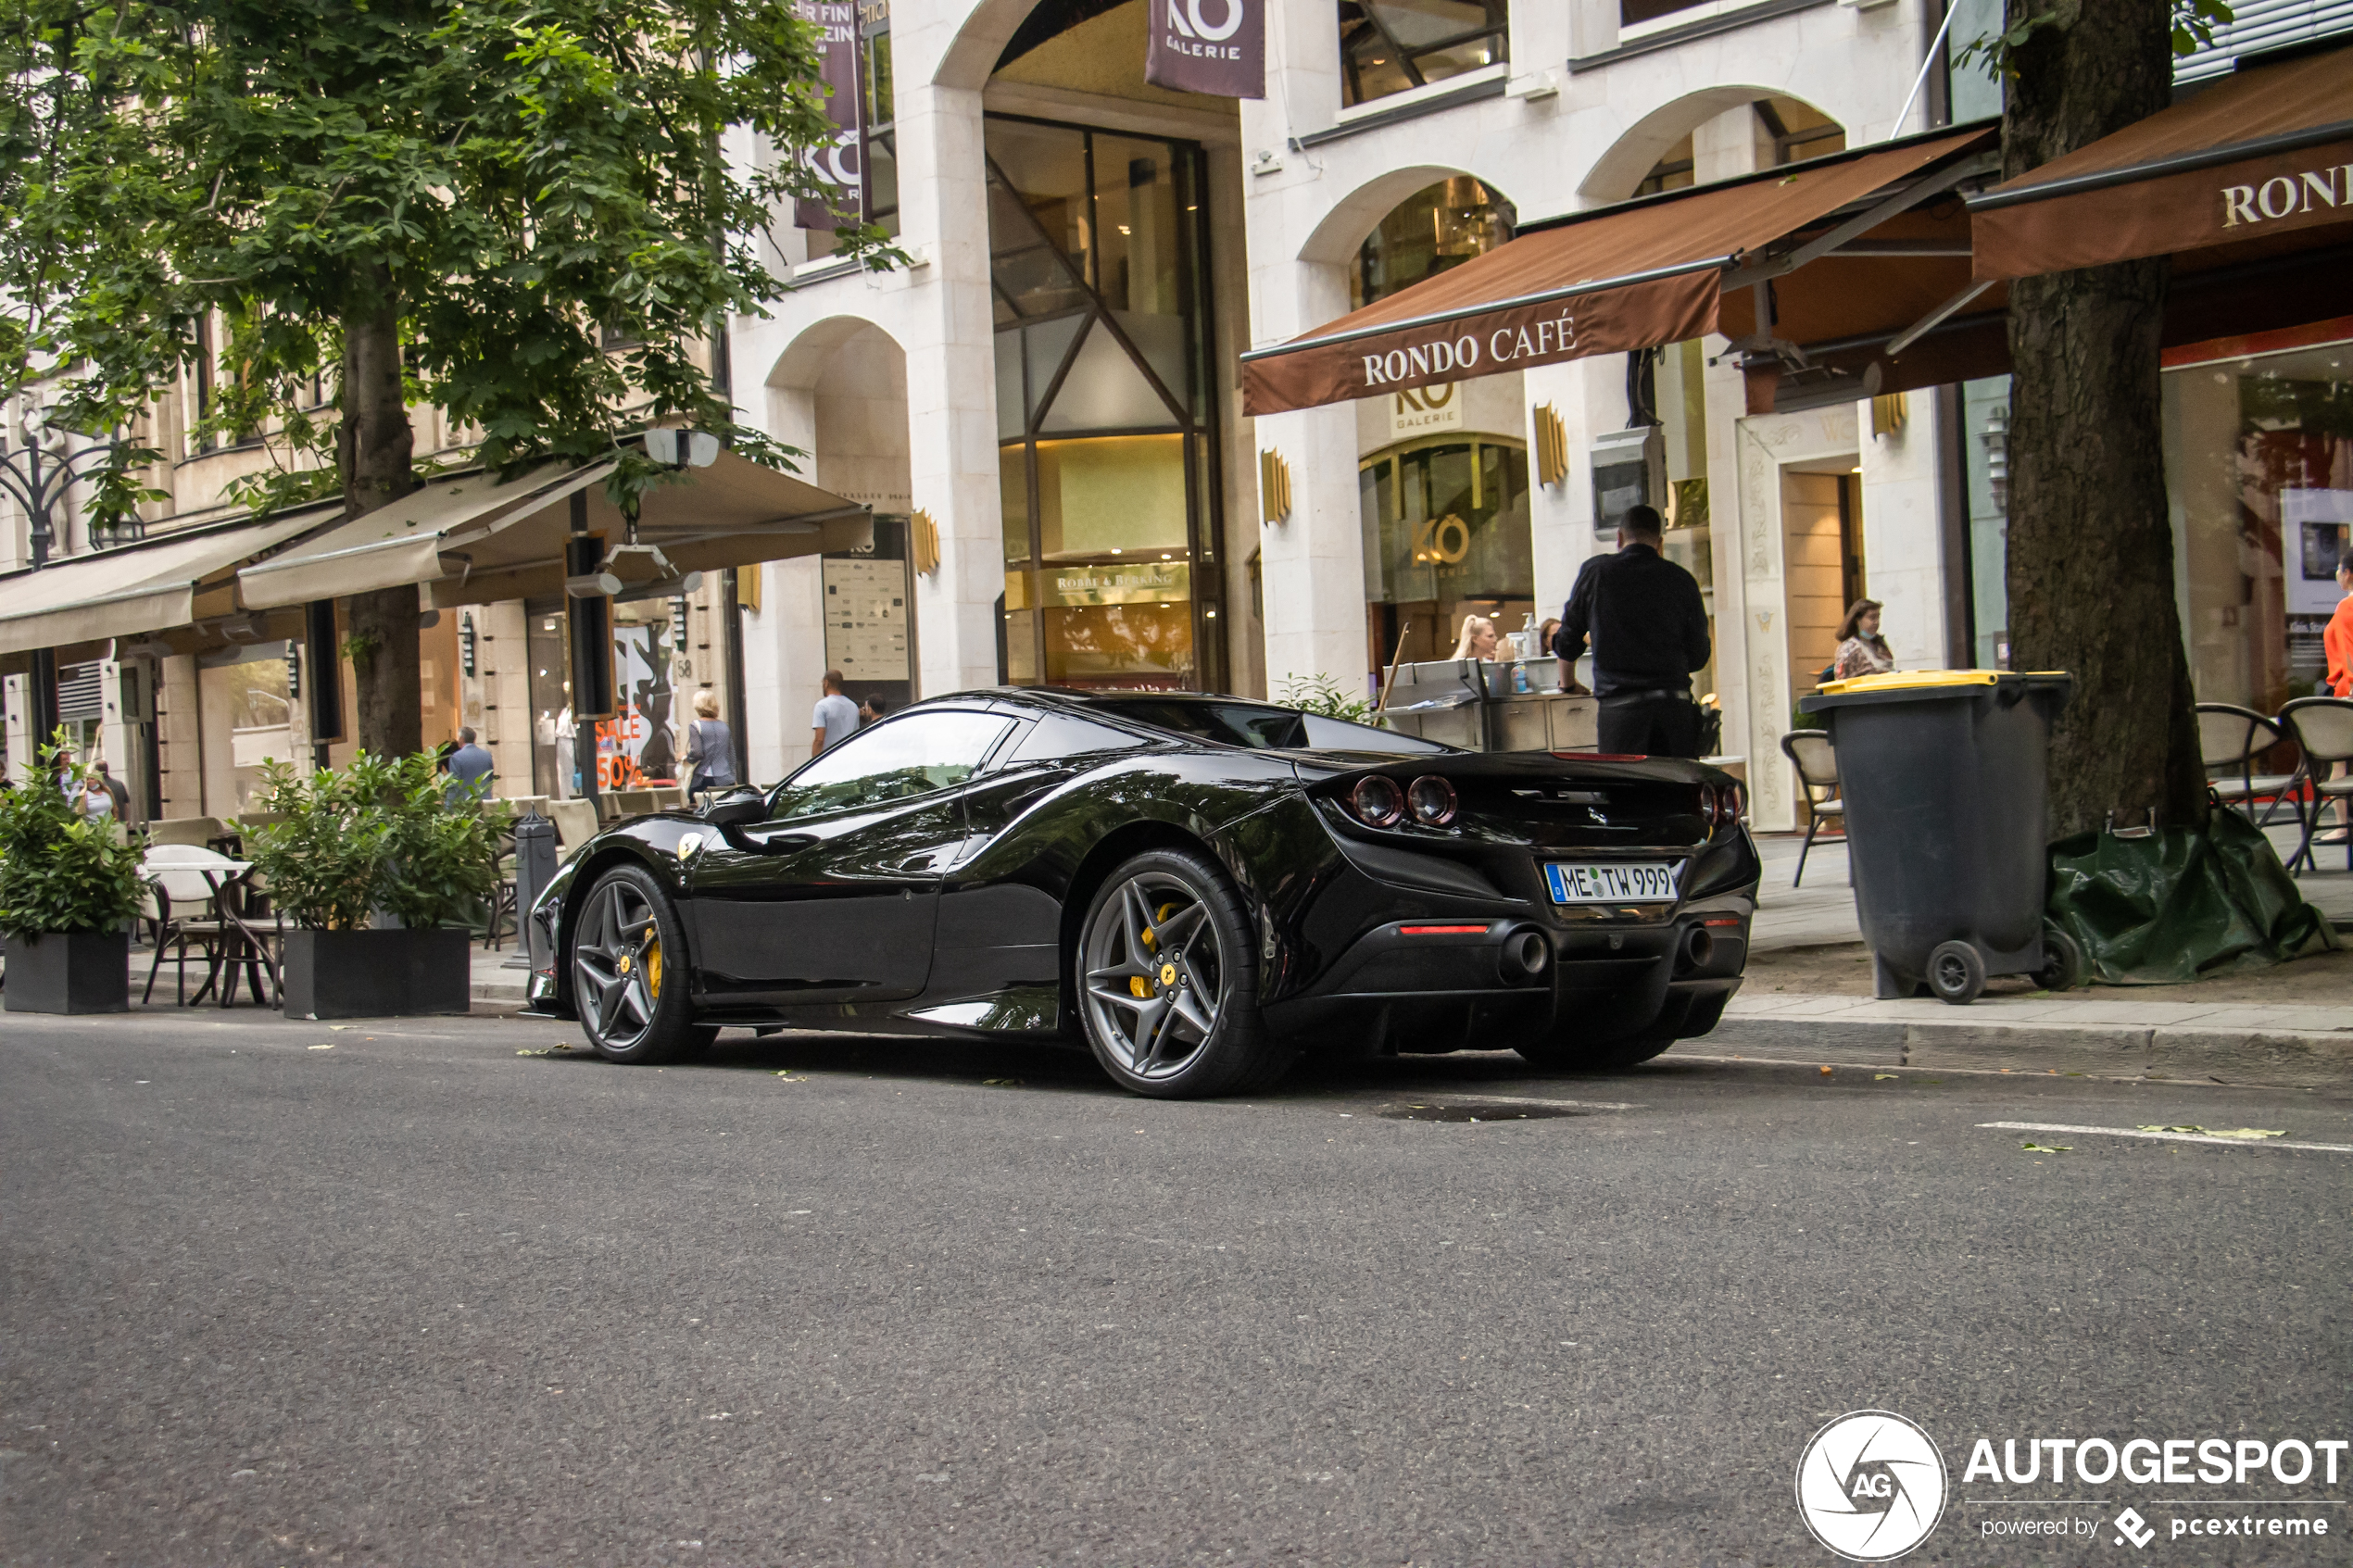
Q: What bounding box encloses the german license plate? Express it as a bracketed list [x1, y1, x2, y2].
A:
[1544, 860, 1683, 903]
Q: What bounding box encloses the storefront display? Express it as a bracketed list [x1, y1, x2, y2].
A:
[2164, 330, 2353, 709]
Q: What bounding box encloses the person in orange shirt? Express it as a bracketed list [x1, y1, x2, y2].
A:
[2322, 552, 2353, 843]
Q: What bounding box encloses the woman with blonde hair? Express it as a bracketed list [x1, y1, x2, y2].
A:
[1450, 614, 1499, 662]
[681, 688, 738, 797]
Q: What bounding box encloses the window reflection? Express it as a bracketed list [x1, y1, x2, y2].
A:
[987, 114, 1221, 691]
[1355, 177, 1514, 310]
[1337, 0, 1508, 108]
[1360, 437, 1534, 671]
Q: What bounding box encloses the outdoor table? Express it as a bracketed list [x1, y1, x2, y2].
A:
[141, 854, 278, 1009]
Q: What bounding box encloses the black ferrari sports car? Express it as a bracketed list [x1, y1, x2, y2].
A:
[526, 687, 1758, 1098]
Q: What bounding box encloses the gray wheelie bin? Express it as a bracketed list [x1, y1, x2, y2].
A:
[1797, 671, 2078, 1004]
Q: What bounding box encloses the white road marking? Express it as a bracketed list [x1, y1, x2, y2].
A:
[1980, 1122, 2353, 1154]
[1432, 1095, 1642, 1112]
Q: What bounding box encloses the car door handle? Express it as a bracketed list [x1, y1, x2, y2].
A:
[721, 825, 815, 856]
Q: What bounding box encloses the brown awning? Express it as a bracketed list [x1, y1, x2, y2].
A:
[1239, 127, 1996, 416]
[1969, 44, 2353, 280]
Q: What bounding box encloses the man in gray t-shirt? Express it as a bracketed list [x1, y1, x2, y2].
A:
[811, 670, 860, 756]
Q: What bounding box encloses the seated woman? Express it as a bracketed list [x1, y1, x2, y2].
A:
[1449, 614, 1499, 662]
[1832, 599, 1895, 681]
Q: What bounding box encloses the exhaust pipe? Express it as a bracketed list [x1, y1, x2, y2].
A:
[1496, 924, 1551, 985]
[1679, 923, 1715, 974]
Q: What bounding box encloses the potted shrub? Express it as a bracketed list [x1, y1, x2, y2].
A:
[245, 750, 510, 1019]
[0, 733, 147, 1013]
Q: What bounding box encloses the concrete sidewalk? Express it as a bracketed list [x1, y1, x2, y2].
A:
[1729, 822, 2352, 1087]
[468, 820, 2352, 1087]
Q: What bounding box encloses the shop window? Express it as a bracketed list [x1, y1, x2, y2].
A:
[1338, 0, 1507, 108]
[1354, 177, 1514, 310]
[2164, 337, 2353, 710]
[1359, 436, 1533, 675]
[1631, 98, 1845, 196]
[987, 114, 1223, 692]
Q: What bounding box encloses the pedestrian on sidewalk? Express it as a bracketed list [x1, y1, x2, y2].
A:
[811, 671, 859, 758]
[682, 690, 737, 797]
[2320, 552, 2353, 843]
[71, 771, 115, 822]
[443, 728, 494, 805]
[1831, 599, 1896, 682]
[1552, 504, 1712, 757]
[95, 761, 129, 820]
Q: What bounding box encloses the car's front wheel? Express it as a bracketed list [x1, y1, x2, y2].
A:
[571, 864, 704, 1064]
[1076, 848, 1290, 1098]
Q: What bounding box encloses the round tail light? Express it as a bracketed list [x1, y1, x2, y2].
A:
[1406, 774, 1458, 826]
[1719, 782, 1744, 826]
[1700, 784, 1721, 827]
[1350, 774, 1404, 827]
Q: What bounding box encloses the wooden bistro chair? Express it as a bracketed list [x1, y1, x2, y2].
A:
[2194, 703, 2304, 834]
[1779, 730, 1844, 888]
[2279, 696, 2353, 874]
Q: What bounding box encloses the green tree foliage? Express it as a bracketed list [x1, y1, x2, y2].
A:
[0, 734, 148, 938]
[245, 751, 511, 930]
[3, 0, 892, 753]
[5, 0, 884, 509]
[1276, 673, 1375, 725]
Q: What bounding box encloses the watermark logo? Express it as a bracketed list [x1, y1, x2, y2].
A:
[2113, 1507, 2157, 1548]
[1795, 1411, 1949, 1561]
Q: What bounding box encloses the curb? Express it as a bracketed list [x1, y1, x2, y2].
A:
[1707, 1015, 2353, 1089]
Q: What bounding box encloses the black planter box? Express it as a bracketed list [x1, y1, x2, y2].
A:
[3, 929, 132, 1014]
[281, 927, 472, 1019]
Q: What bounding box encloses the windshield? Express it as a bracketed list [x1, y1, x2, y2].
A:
[1094, 699, 1449, 754]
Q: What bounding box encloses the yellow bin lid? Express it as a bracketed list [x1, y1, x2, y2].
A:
[1815, 669, 2069, 697]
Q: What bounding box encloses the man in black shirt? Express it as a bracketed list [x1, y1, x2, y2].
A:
[1553, 504, 1712, 758]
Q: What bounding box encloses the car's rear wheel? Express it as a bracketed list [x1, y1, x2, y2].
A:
[1076, 848, 1290, 1098]
[572, 865, 701, 1064]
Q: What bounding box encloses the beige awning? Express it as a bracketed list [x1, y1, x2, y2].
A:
[0, 503, 341, 657]
[239, 447, 871, 610]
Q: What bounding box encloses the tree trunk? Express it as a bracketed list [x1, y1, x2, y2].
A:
[2000, 0, 2207, 839]
[338, 277, 422, 759]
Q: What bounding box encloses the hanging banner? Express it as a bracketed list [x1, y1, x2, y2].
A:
[1144, 0, 1264, 99]
[794, 0, 863, 231]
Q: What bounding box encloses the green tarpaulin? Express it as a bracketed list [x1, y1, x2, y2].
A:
[2045, 807, 2339, 985]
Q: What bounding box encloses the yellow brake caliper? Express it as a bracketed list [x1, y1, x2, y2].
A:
[645, 938, 662, 999]
[1131, 902, 1181, 997]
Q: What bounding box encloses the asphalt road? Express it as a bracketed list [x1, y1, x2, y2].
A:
[3, 1010, 2347, 1567]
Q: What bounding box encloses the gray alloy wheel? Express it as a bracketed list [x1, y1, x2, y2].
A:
[572, 865, 702, 1063]
[1076, 849, 1285, 1098]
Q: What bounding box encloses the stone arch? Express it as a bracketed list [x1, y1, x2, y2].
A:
[764, 314, 912, 513]
[1297, 164, 1513, 267]
[931, 0, 1051, 91]
[1578, 86, 1844, 203]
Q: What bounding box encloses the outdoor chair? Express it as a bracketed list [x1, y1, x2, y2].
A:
[547, 799, 600, 862]
[145, 816, 227, 849]
[2279, 697, 2353, 874]
[613, 788, 659, 818]
[140, 847, 233, 1006]
[1779, 730, 1843, 888]
[2194, 703, 2304, 833]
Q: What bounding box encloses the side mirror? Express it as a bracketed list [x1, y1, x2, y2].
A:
[700, 789, 767, 829]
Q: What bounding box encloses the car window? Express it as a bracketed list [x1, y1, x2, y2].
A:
[1299, 713, 1450, 754]
[1101, 699, 1307, 748]
[770, 710, 1013, 819]
[1007, 712, 1150, 763]
[1093, 698, 1448, 754]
